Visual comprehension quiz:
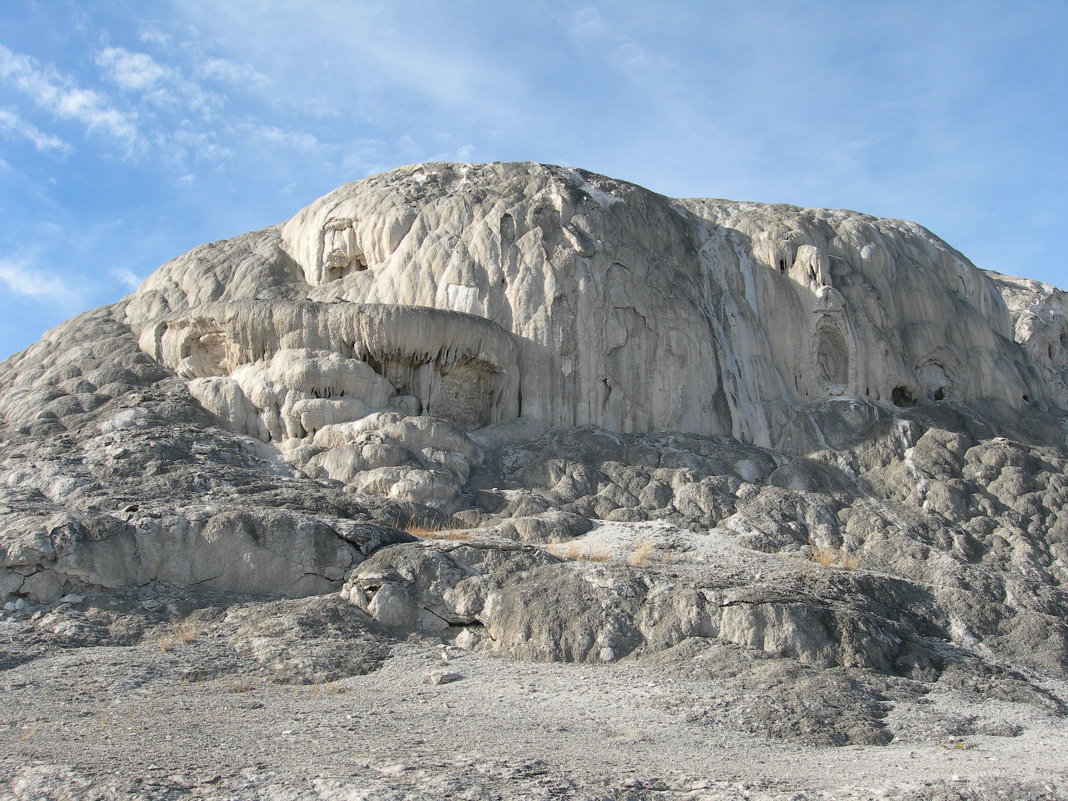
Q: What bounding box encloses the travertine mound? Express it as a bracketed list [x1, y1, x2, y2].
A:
[1, 163, 1066, 766]
[119, 163, 1065, 451]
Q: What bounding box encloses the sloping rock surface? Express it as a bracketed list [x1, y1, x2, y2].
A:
[1, 163, 1067, 795]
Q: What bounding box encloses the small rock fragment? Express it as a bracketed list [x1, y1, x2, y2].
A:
[424, 670, 463, 685]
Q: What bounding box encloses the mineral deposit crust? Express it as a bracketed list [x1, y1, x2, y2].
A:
[122, 162, 1065, 454]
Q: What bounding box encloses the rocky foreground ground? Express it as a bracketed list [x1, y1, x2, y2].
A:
[2, 528, 1066, 801]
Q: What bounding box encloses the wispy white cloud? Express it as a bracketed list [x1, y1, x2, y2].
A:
[168, 127, 233, 162]
[95, 47, 166, 91]
[0, 45, 140, 149]
[251, 124, 326, 153]
[338, 137, 392, 177]
[0, 42, 243, 169]
[55, 88, 137, 140]
[564, 6, 675, 79]
[168, 2, 533, 128]
[95, 46, 220, 117]
[196, 58, 267, 88]
[0, 257, 83, 305]
[0, 107, 69, 152]
[568, 6, 605, 39]
[6, 26, 423, 191]
[138, 26, 172, 49]
[108, 267, 142, 290]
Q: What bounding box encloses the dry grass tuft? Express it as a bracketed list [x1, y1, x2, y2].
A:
[402, 523, 445, 537]
[425, 528, 476, 541]
[809, 546, 859, 570]
[395, 517, 475, 541]
[173, 621, 197, 643]
[627, 540, 655, 567]
[156, 620, 197, 652]
[562, 542, 612, 562]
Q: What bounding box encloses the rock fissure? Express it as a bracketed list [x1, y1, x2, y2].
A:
[716, 595, 831, 609]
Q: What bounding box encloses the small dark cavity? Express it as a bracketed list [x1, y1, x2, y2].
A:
[891, 386, 919, 408]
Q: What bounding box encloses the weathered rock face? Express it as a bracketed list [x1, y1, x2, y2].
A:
[1, 163, 1067, 737]
[139, 301, 519, 433]
[986, 270, 1068, 405]
[124, 162, 1066, 450]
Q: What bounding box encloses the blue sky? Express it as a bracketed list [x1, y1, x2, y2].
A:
[1, 1, 1065, 361]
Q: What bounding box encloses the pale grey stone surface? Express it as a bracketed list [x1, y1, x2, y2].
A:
[1, 162, 1067, 798]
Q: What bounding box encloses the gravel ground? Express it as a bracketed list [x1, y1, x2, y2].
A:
[1, 593, 1065, 801]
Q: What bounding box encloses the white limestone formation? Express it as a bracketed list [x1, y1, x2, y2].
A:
[124, 162, 1058, 460]
[986, 270, 1068, 407]
[138, 300, 518, 439]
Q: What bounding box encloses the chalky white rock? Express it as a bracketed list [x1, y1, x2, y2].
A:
[0, 166, 1065, 746]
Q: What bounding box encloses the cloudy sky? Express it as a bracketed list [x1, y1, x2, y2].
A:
[1, 1, 1065, 360]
